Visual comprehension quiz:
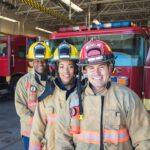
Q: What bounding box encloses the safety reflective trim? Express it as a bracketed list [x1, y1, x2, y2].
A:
[27, 100, 37, 109]
[81, 129, 100, 136]
[28, 99, 37, 103]
[27, 105, 37, 109]
[104, 128, 129, 144]
[70, 100, 79, 107]
[47, 114, 57, 124]
[74, 129, 100, 144]
[70, 126, 80, 134]
[143, 99, 150, 110]
[53, 56, 78, 61]
[88, 56, 103, 62]
[29, 143, 42, 150]
[35, 55, 44, 58]
[60, 55, 70, 58]
[26, 82, 31, 89]
[74, 128, 129, 145]
[30, 91, 37, 96]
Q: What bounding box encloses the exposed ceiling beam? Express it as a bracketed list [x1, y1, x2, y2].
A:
[18, 0, 77, 25]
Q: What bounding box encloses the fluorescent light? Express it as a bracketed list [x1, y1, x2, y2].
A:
[60, 0, 83, 12]
[0, 16, 19, 22]
[92, 19, 100, 25]
[35, 27, 52, 34]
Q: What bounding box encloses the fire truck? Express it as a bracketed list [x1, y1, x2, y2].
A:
[0, 35, 37, 95]
[50, 21, 150, 110]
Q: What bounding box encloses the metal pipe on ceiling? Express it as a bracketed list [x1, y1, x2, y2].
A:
[18, 0, 76, 25]
[88, 5, 90, 28]
[69, 0, 71, 20]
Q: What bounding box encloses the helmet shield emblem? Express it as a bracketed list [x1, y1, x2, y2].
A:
[58, 43, 71, 59]
[34, 43, 46, 58]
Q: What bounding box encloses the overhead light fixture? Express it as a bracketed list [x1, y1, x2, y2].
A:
[92, 19, 100, 25]
[0, 15, 19, 22]
[35, 27, 53, 34]
[60, 0, 83, 12]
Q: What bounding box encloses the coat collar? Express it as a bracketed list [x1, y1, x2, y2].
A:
[84, 81, 111, 96]
[54, 77, 77, 99]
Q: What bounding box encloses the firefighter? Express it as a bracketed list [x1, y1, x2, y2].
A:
[29, 41, 79, 150]
[15, 42, 53, 150]
[56, 39, 150, 150]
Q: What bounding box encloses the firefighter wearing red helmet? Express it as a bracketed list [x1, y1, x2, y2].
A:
[15, 42, 52, 150]
[29, 41, 79, 150]
[56, 40, 150, 150]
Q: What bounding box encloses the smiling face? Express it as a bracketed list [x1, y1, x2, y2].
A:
[58, 60, 75, 85]
[85, 63, 112, 93]
[33, 59, 48, 74]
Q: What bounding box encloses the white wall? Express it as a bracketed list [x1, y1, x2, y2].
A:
[148, 20, 150, 27]
[0, 19, 49, 40]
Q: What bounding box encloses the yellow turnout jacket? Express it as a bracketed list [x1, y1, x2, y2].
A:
[56, 82, 150, 150]
[15, 70, 49, 137]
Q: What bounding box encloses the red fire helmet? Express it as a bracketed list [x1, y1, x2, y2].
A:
[78, 39, 115, 66]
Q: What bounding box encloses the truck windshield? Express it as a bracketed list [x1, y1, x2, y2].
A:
[90, 34, 145, 66]
[50, 36, 86, 53]
[50, 34, 145, 66]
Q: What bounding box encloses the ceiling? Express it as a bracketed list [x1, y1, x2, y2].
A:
[0, 0, 150, 33]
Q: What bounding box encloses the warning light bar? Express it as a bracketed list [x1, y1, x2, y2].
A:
[59, 25, 87, 32]
[92, 21, 132, 29]
[58, 21, 134, 32]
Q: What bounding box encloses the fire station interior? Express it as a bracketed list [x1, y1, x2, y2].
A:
[0, 0, 150, 150]
[1, 0, 150, 38]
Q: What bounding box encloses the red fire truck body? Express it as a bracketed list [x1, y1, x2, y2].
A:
[0, 35, 37, 94]
[50, 22, 150, 110]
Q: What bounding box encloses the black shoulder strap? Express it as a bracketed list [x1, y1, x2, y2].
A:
[81, 78, 88, 87]
[77, 68, 84, 117]
[38, 79, 55, 102]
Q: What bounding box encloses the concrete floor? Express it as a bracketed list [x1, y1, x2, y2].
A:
[0, 94, 24, 150]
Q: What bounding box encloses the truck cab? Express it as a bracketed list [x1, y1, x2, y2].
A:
[50, 21, 150, 110]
